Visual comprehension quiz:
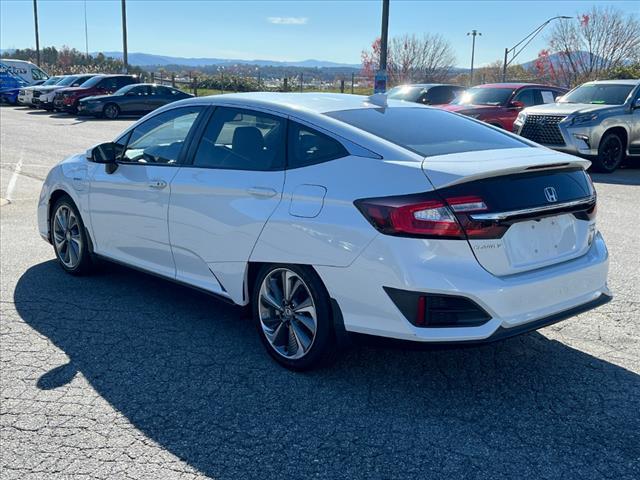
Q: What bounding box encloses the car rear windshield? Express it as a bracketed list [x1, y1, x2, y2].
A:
[452, 87, 513, 106]
[559, 83, 635, 105]
[326, 107, 527, 157]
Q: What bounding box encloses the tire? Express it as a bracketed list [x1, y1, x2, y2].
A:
[592, 132, 625, 173]
[253, 264, 336, 370]
[103, 103, 120, 120]
[50, 196, 93, 275]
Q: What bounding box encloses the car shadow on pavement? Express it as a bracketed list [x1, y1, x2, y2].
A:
[590, 164, 640, 186]
[15, 260, 639, 480]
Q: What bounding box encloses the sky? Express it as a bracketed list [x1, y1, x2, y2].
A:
[1, 0, 638, 67]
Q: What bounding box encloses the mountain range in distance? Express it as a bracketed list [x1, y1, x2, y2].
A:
[96, 51, 361, 69]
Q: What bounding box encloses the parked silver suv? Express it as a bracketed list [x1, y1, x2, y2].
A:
[514, 80, 640, 172]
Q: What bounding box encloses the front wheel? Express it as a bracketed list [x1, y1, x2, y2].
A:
[592, 132, 625, 173]
[253, 264, 336, 370]
[51, 196, 93, 275]
[103, 103, 120, 120]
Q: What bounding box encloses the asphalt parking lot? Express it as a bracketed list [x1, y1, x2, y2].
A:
[1, 105, 639, 480]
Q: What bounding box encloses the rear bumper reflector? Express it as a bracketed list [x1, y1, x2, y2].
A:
[384, 287, 492, 328]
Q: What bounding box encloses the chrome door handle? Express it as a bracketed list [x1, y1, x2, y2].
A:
[247, 187, 278, 198]
[149, 180, 167, 189]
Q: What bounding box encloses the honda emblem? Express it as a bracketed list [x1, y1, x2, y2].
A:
[544, 186, 558, 203]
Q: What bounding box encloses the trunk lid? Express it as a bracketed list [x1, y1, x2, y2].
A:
[422, 148, 596, 276]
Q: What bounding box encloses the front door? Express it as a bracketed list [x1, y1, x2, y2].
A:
[88, 106, 205, 278]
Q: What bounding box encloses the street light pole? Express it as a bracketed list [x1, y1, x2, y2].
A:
[501, 15, 572, 82]
[121, 0, 128, 73]
[467, 30, 481, 86]
[32, 0, 40, 67]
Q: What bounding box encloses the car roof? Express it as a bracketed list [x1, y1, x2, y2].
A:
[473, 83, 562, 89]
[582, 79, 639, 85]
[184, 92, 422, 115]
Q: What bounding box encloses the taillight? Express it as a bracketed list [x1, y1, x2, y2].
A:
[355, 192, 507, 240]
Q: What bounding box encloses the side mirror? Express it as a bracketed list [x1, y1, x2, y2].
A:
[90, 142, 120, 173]
[633, 98, 640, 109]
[509, 100, 525, 109]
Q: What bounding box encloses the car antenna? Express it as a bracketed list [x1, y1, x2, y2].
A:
[367, 93, 388, 107]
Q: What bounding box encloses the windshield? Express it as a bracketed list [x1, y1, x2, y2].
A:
[41, 76, 62, 86]
[453, 87, 513, 106]
[56, 75, 79, 86]
[79, 75, 104, 88]
[559, 83, 635, 105]
[326, 107, 527, 157]
[113, 84, 137, 95]
[387, 86, 424, 102]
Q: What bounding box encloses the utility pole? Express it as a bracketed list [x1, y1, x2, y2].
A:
[84, 0, 89, 59]
[121, 0, 128, 73]
[33, 0, 40, 66]
[467, 29, 481, 86]
[375, 0, 390, 93]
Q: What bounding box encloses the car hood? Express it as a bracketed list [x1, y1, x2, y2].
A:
[438, 104, 501, 115]
[57, 86, 90, 94]
[81, 94, 114, 102]
[36, 85, 66, 92]
[523, 103, 612, 116]
[421, 147, 590, 189]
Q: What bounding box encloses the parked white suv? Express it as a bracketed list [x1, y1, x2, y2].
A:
[37, 93, 610, 369]
[514, 80, 640, 172]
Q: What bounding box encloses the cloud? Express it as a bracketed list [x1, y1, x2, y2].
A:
[267, 17, 308, 25]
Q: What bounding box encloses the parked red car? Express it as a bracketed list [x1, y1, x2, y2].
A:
[438, 83, 568, 131]
[53, 74, 138, 113]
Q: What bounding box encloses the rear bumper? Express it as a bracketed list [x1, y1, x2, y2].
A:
[316, 232, 610, 343]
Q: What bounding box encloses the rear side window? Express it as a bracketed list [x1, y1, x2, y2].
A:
[192, 107, 286, 171]
[326, 107, 527, 157]
[288, 122, 348, 168]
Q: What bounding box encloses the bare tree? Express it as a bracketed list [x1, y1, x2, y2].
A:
[361, 33, 456, 85]
[544, 6, 640, 84]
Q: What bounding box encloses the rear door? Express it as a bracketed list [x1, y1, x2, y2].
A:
[168, 106, 286, 301]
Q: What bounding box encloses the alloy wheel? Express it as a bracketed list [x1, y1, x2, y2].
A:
[601, 136, 623, 169]
[104, 104, 118, 119]
[52, 205, 83, 269]
[258, 268, 318, 360]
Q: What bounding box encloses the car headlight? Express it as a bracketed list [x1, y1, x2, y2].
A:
[514, 111, 527, 125]
[571, 112, 599, 125]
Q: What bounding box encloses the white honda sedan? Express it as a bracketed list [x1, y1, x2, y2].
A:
[37, 93, 611, 369]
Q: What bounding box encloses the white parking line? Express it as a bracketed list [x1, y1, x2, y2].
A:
[5, 151, 24, 202]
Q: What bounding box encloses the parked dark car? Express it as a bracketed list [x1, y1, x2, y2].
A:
[439, 83, 568, 130]
[53, 74, 138, 113]
[387, 83, 465, 105]
[78, 83, 193, 119]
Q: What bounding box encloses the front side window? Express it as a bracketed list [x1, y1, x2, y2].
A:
[288, 122, 348, 168]
[192, 107, 286, 171]
[121, 107, 203, 165]
[513, 89, 536, 107]
[326, 107, 527, 157]
[31, 68, 48, 81]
